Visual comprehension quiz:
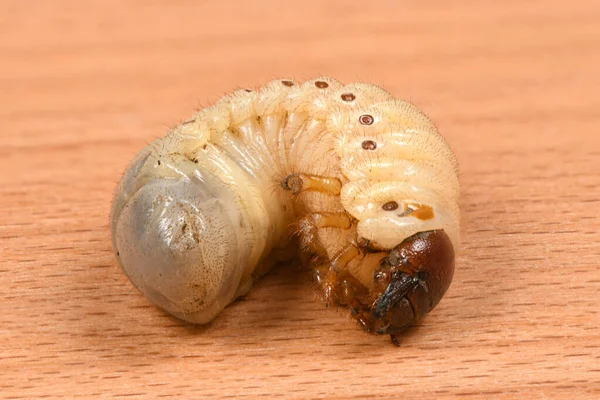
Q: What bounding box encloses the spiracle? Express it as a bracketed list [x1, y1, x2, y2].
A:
[111, 77, 460, 343]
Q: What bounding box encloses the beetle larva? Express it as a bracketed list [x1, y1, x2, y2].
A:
[111, 77, 460, 343]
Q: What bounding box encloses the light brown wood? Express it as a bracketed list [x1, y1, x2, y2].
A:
[1, 1, 599, 398]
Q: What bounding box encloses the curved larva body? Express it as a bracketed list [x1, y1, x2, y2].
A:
[111, 77, 460, 336]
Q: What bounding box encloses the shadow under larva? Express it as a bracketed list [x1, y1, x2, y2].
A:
[110, 77, 460, 345]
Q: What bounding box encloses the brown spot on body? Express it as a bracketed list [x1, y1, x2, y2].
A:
[315, 81, 329, 88]
[405, 202, 435, 220]
[281, 80, 294, 87]
[382, 201, 399, 211]
[362, 140, 377, 150]
[359, 114, 374, 125]
[341, 93, 356, 101]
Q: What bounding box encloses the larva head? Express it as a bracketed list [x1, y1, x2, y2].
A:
[111, 130, 251, 324]
[371, 230, 455, 334]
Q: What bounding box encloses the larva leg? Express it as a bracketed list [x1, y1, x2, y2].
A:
[281, 173, 342, 195]
[319, 244, 362, 305]
[336, 274, 377, 332]
[307, 212, 352, 229]
[298, 212, 352, 255]
[313, 263, 376, 331]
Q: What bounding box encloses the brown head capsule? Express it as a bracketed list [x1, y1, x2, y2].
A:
[371, 230, 455, 336]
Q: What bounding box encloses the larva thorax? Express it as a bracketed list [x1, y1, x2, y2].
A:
[111, 77, 460, 340]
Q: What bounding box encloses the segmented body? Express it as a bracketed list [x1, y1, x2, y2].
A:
[111, 77, 460, 335]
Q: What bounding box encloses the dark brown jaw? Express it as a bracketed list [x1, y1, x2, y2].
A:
[372, 270, 419, 319]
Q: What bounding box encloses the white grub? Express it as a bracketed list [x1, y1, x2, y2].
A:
[111, 77, 460, 323]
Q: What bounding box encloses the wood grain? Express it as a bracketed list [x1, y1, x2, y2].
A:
[1, 0, 599, 398]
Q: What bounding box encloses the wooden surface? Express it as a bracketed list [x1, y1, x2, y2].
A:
[1, 1, 599, 398]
